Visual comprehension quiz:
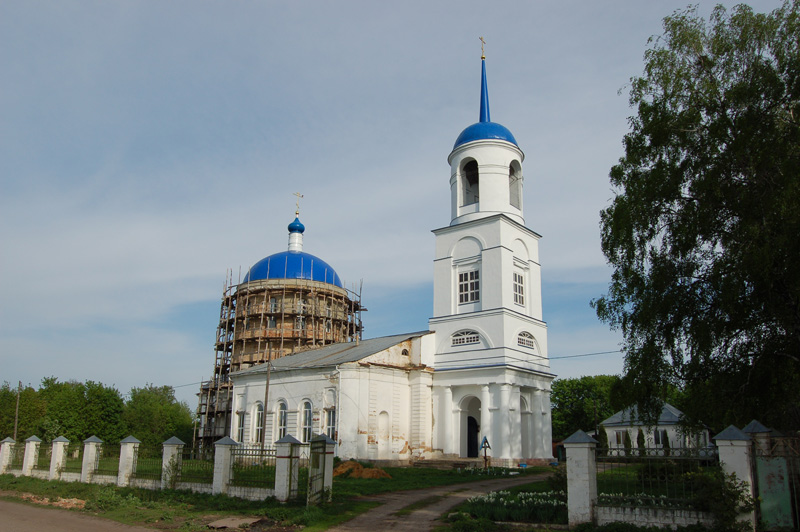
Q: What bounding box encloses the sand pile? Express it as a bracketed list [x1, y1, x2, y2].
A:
[333, 460, 392, 479]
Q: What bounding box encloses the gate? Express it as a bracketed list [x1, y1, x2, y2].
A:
[307, 437, 326, 505]
[753, 436, 800, 530]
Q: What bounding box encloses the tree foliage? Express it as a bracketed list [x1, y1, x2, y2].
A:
[594, 1, 800, 430]
[550, 375, 621, 440]
[122, 385, 194, 447]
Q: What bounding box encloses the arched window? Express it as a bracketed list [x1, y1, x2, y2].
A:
[325, 409, 336, 440]
[509, 164, 522, 209]
[236, 411, 245, 442]
[254, 403, 264, 443]
[462, 160, 479, 205]
[517, 331, 536, 349]
[452, 330, 480, 346]
[301, 401, 313, 442]
[277, 401, 288, 439]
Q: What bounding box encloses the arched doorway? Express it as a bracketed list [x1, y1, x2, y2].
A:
[461, 396, 481, 458]
[520, 396, 531, 458]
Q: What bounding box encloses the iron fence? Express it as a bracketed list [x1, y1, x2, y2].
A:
[178, 446, 214, 484]
[62, 443, 83, 473]
[132, 445, 163, 480]
[95, 444, 120, 475]
[7, 444, 24, 471]
[230, 446, 277, 487]
[34, 444, 51, 471]
[596, 445, 719, 510]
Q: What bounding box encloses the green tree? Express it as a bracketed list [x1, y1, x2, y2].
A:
[38, 378, 125, 443]
[593, 1, 800, 431]
[637, 428, 646, 456]
[623, 431, 633, 457]
[550, 375, 621, 440]
[122, 385, 194, 447]
[0, 383, 46, 440]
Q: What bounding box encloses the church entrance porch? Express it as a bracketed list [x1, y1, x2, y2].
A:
[460, 396, 482, 458]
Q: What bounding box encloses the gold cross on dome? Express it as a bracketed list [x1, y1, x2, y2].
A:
[293, 192, 304, 216]
[480, 36, 486, 59]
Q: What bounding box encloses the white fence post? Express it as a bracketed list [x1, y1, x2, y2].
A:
[714, 425, 756, 531]
[118, 436, 140, 487]
[323, 434, 335, 500]
[564, 429, 598, 527]
[275, 435, 301, 502]
[22, 436, 41, 476]
[161, 437, 185, 490]
[50, 436, 69, 480]
[213, 437, 238, 495]
[81, 436, 103, 483]
[0, 437, 15, 474]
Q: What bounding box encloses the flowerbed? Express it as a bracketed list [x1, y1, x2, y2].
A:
[462, 489, 567, 523]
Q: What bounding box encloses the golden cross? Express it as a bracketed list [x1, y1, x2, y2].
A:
[480, 36, 486, 59]
[293, 192, 304, 216]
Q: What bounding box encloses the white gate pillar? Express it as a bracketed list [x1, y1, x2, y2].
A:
[50, 436, 69, 480]
[118, 436, 140, 487]
[0, 438, 15, 474]
[715, 425, 756, 530]
[275, 435, 301, 502]
[564, 430, 598, 527]
[161, 437, 185, 489]
[81, 436, 103, 483]
[22, 436, 41, 476]
[213, 436, 238, 495]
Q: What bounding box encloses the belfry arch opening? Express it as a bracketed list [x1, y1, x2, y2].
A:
[462, 160, 479, 206]
[509, 161, 522, 210]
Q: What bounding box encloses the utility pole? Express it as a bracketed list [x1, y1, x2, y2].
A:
[13, 381, 21, 440]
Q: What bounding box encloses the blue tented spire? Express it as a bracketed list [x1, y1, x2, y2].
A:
[479, 58, 490, 123]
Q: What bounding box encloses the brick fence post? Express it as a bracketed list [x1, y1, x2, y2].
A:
[715, 425, 756, 531]
[564, 429, 598, 527]
[50, 436, 69, 480]
[161, 437, 185, 490]
[213, 436, 238, 495]
[275, 435, 301, 502]
[0, 437, 15, 474]
[22, 436, 42, 476]
[118, 436, 140, 487]
[81, 436, 103, 483]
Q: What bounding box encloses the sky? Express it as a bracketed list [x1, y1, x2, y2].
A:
[0, 0, 782, 408]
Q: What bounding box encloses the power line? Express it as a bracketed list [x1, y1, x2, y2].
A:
[550, 349, 622, 360]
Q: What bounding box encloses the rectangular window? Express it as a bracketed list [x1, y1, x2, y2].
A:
[458, 270, 480, 303]
[325, 409, 336, 440]
[302, 402, 313, 442]
[237, 412, 246, 442]
[615, 430, 626, 446]
[513, 272, 525, 305]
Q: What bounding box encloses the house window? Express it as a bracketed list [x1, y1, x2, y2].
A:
[462, 160, 479, 205]
[458, 270, 480, 303]
[325, 409, 336, 440]
[513, 271, 525, 305]
[301, 401, 313, 442]
[254, 404, 264, 443]
[269, 297, 278, 312]
[615, 430, 626, 446]
[237, 412, 245, 442]
[277, 401, 288, 439]
[517, 331, 535, 349]
[452, 330, 480, 346]
[654, 429, 669, 447]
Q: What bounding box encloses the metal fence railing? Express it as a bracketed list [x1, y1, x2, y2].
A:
[230, 446, 277, 487]
[34, 444, 51, 471]
[178, 447, 214, 484]
[132, 445, 163, 480]
[7, 444, 24, 471]
[62, 443, 83, 473]
[596, 445, 719, 510]
[95, 444, 121, 476]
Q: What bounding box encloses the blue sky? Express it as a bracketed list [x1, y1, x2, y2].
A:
[0, 1, 781, 407]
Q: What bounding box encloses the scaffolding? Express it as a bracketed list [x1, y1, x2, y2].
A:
[195, 269, 363, 448]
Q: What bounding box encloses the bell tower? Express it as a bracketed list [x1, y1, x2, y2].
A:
[429, 48, 554, 463]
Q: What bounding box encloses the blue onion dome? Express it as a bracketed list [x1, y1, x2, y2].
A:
[453, 55, 518, 150]
[288, 217, 305, 234]
[242, 251, 343, 287]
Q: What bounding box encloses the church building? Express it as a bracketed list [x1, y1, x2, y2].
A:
[221, 53, 555, 465]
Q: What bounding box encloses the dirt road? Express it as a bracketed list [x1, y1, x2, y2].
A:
[0, 500, 157, 532]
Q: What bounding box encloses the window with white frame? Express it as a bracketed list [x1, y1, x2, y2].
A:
[517, 331, 535, 349]
[325, 409, 336, 440]
[301, 401, 313, 442]
[254, 403, 264, 443]
[237, 412, 245, 442]
[277, 401, 288, 439]
[458, 270, 480, 303]
[513, 271, 525, 305]
[654, 429, 669, 447]
[452, 330, 480, 346]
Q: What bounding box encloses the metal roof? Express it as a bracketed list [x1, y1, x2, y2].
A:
[242, 250, 343, 287]
[231, 331, 432, 377]
[601, 403, 684, 427]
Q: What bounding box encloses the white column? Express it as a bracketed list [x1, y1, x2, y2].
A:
[161, 437, 185, 490]
[715, 426, 756, 530]
[117, 436, 140, 487]
[531, 389, 545, 458]
[81, 436, 103, 483]
[22, 436, 41, 476]
[50, 437, 69, 480]
[212, 436, 238, 495]
[541, 390, 554, 459]
[0, 438, 15, 474]
[498, 384, 512, 459]
[564, 430, 598, 527]
[480, 384, 492, 451]
[443, 386, 455, 455]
